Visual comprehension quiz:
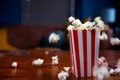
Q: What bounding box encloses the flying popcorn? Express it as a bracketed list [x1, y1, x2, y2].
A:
[110, 37, 120, 45]
[32, 58, 44, 65]
[100, 32, 108, 40]
[52, 55, 59, 65]
[58, 71, 69, 80]
[11, 62, 17, 68]
[49, 32, 60, 43]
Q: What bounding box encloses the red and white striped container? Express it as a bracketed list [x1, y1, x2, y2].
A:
[69, 29, 101, 78]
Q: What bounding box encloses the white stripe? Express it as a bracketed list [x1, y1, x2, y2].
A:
[94, 30, 101, 66]
[71, 30, 78, 78]
[69, 31, 74, 74]
[87, 30, 91, 77]
[78, 30, 84, 77]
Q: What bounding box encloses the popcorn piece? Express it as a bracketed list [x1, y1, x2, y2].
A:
[110, 37, 120, 45]
[109, 67, 120, 75]
[115, 59, 120, 67]
[94, 16, 101, 22]
[93, 65, 110, 80]
[72, 19, 81, 27]
[100, 32, 108, 40]
[68, 16, 75, 23]
[67, 25, 74, 30]
[11, 62, 17, 68]
[32, 58, 44, 65]
[98, 56, 108, 68]
[114, 67, 120, 73]
[95, 20, 105, 30]
[94, 16, 105, 30]
[49, 33, 60, 43]
[63, 67, 70, 72]
[58, 71, 69, 80]
[109, 68, 115, 74]
[52, 55, 59, 65]
[82, 21, 95, 30]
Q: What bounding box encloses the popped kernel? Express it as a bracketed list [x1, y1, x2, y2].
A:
[11, 62, 17, 68]
[32, 58, 44, 65]
[58, 70, 69, 80]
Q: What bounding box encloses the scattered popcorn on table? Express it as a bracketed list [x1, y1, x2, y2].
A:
[49, 32, 60, 43]
[110, 37, 120, 45]
[93, 56, 110, 80]
[109, 67, 120, 75]
[63, 67, 70, 72]
[93, 65, 110, 80]
[100, 32, 108, 40]
[109, 68, 115, 74]
[58, 70, 69, 80]
[115, 58, 120, 67]
[52, 55, 59, 65]
[32, 58, 44, 65]
[11, 62, 17, 68]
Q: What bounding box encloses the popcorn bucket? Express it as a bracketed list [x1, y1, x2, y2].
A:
[69, 29, 101, 78]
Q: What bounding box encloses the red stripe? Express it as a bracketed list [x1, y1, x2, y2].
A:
[73, 30, 81, 77]
[91, 30, 95, 76]
[69, 30, 75, 74]
[82, 30, 87, 77]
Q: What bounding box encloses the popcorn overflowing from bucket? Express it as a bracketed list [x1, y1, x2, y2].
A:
[67, 16, 105, 31]
[67, 16, 104, 77]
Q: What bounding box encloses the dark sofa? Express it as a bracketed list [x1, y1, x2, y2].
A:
[0, 25, 64, 50]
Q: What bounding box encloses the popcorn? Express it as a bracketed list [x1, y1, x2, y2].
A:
[67, 25, 74, 30]
[100, 32, 108, 40]
[93, 65, 110, 80]
[11, 62, 17, 68]
[114, 67, 120, 73]
[94, 16, 101, 22]
[110, 37, 120, 45]
[52, 55, 59, 65]
[81, 21, 95, 30]
[63, 67, 70, 72]
[67, 16, 105, 30]
[72, 19, 81, 27]
[109, 67, 120, 75]
[68, 16, 75, 23]
[49, 32, 60, 43]
[58, 71, 69, 80]
[95, 20, 105, 30]
[32, 58, 44, 65]
[115, 59, 120, 67]
[109, 68, 115, 74]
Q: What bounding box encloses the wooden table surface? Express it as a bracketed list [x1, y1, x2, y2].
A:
[0, 48, 120, 80]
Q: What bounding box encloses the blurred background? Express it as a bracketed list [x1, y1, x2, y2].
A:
[0, 0, 120, 50]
